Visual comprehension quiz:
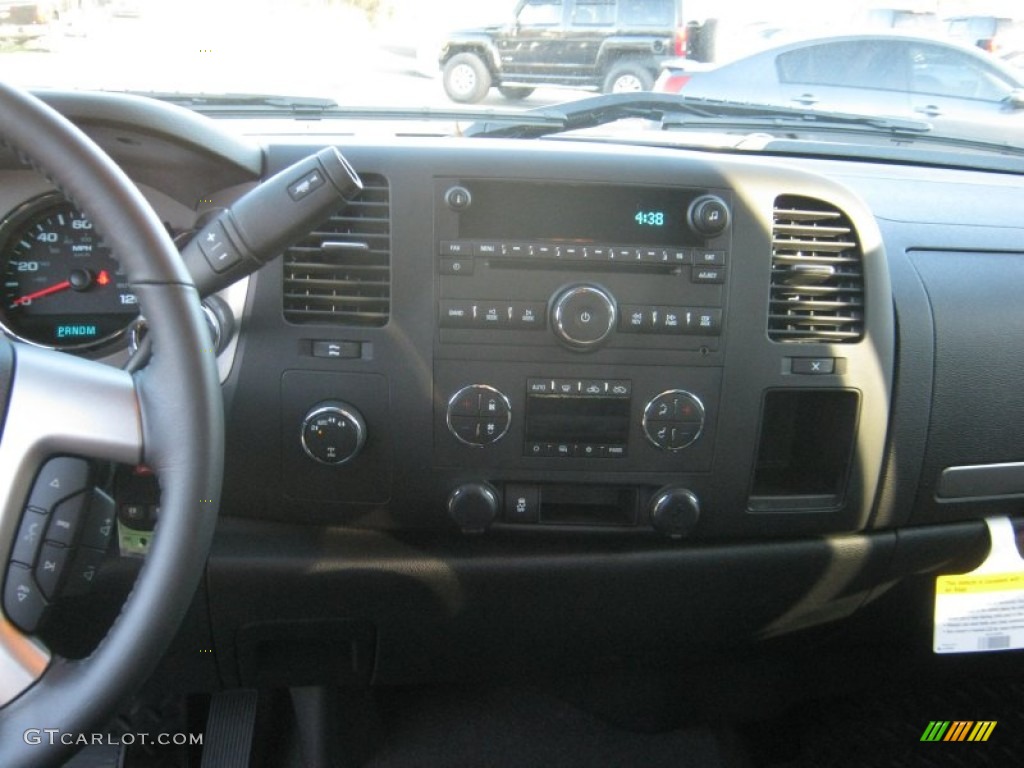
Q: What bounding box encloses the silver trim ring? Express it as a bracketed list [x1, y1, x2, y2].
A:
[300, 402, 367, 466]
[446, 384, 511, 447]
[641, 389, 706, 452]
[551, 285, 617, 350]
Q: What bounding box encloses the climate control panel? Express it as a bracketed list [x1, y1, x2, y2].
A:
[436, 364, 721, 476]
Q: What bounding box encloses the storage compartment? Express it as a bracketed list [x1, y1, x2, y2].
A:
[748, 390, 859, 512]
[910, 251, 1024, 523]
[539, 485, 638, 527]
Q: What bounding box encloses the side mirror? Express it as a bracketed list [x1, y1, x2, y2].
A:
[1008, 88, 1024, 110]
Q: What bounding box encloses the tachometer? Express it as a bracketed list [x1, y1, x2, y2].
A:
[0, 195, 139, 350]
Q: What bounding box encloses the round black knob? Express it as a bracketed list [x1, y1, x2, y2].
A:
[447, 483, 499, 533]
[445, 185, 472, 211]
[688, 195, 730, 237]
[551, 284, 617, 350]
[650, 487, 700, 539]
[301, 402, 366, 465]
[201, 295, 235, 355]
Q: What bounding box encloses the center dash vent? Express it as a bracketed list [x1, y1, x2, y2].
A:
[769, 195, 864, 343]
[283, 173, 390, 326]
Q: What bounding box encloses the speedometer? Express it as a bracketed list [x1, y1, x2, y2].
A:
[0, 195, 139, 350]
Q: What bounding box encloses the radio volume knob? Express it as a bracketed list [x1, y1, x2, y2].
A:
[551, 284, 617, 350]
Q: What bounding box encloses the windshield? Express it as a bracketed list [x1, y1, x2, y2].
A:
[3, 0, 1023, 149]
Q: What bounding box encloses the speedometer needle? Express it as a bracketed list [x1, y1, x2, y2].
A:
[10, 279, 72, 308]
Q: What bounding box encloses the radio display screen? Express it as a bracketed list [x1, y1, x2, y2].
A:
[457, 181, 705, 247]
[526, 394, 631, 445]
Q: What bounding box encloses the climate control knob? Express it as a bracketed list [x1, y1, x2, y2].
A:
[551, 284, 617, 350]
[300, 401, 366, 465]
[448, 482, 499, 533]
[650, 487, 700, 539]
[447, 385, 511, 446]
[642, 390, 705, 451]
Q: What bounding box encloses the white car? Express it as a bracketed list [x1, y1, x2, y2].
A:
[656, 33, 1024, 125]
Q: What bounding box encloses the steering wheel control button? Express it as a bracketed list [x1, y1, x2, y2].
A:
[300, 402, 367, 466]
[505, 484, 540, 524]
[28, 457, 91, 513]
[4, 563, 49, 633]
[446, 385, 511, 446]
[551, 285, 617, 350]
[687, 195, 731, 237]
[63, 546, 104, 598]
[447, 483, 499, 533]
[650, 488, 701, 539]
[45, 492, 88, 547]
[79, 489, 116, 551]
[11, 508, 48, 566]
[34, 543, 71, 601]
[643, 391, 706, 451]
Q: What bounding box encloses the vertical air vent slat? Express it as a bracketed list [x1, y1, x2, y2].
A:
[283, 173, 390, 326]
[769, 196, 864, 343]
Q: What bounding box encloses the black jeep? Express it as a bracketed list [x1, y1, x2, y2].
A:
[439, 0, 686, 103]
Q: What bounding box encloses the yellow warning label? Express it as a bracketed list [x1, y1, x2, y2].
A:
[937, 572, 1024, 596]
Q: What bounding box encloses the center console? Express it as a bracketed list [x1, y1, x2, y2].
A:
[431, 178, 732, 534]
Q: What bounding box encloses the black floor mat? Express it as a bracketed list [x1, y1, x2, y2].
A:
[364, 684, 748, 768]
[747, 675, 1024, 768]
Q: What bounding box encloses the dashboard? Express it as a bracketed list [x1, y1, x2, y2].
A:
[3, 91, 1024, 700]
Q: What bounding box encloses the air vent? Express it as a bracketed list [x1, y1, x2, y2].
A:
[283, 173, 390, 326]
[769, 195, 864, 343]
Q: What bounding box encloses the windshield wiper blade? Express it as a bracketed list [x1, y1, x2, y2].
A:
[463, 92, 932, 139]
[129, 92, 340, 115]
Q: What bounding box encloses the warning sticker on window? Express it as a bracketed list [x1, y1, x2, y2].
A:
[934, 518, 1024, 654]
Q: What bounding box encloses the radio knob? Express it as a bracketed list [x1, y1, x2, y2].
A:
[688, 195, 730, 237]
[551, 284, 617, 350]
[300, 402, 366, 465]
[650, 487, 700, 539]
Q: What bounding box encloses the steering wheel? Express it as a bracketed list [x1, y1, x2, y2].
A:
[0, 83, 223, 766]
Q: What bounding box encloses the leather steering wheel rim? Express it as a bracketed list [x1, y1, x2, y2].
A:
[0, 83, 223, 766]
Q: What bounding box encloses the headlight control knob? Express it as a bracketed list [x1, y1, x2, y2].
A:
[550, 284, 617, 350]
[301, 401, 366, 465]
[650, 487, 700, 539]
